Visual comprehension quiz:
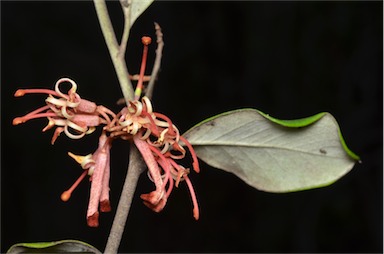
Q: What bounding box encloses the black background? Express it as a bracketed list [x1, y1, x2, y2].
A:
[2, 1, 383, 253]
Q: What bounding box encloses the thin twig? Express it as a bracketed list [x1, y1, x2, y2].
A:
[118, 0, 131, 58]
[104, 145, 144, 254]
[145, 22, 164, 99]
[93, 0, 134, 103]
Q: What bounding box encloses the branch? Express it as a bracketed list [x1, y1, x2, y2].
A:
[93, 1, 145, 253]
[118, 0, 131, 58]
[146, 22, 164, 99]
[93, 0, 134, 103]
[104, 145, 144, 254]
[93, 1, 162, 253]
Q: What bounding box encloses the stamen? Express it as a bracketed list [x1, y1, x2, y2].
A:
[141, 96, 153, 113]
[14, 88, 61, 98]
[179, 136, 200, 173]
[55, 78, 78, 98]
[42, 119, 56, 132]
[51, 127, 64, 145]
[68, 152, 94, 169]
[141, 110, 159, 136]
[61, 106, 75, 119]
[12, 117, 24, 125]
[134, 36, 152, 100]
[86, 127, 96, 135]
[140, 127, 152, 140]
[184, 175, 199, 220]
[160, 142, 170, 154]
[166, 142, 186, 160]
[168, 159, 188, 187]
[45, 95, 72, 108]
[131, 100, 143, 116]
[119, 117, 134, 127]
[64, 120, 88, 139]
[96, 105, 116, 124]
[154, 113, 176, 136]
[24, 105, 50, 117]
[61, 169, 88, 202]
[148, 145, 171, 190]
[12, 112, 58, 125]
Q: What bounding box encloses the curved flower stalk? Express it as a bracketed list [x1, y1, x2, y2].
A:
[12, 36, 201, 226]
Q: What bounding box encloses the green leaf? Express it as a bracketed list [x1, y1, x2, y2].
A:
[7, 240, 101, 254]
[183, 109, 360, 193]
[130, 0, 153, 28]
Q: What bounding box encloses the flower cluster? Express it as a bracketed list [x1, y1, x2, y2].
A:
[107, 96, 200, 219]
[13, 37, 200, 227]
[13, 77, 115, 144]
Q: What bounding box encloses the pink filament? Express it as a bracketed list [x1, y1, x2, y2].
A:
[14, 88, 63, 98]
[135, 37, 151, 100]
[13, 112, 58, 125]
[154, 112, 176, 136]
[179, 136, 200, 173]
[184, 175, 199, 220]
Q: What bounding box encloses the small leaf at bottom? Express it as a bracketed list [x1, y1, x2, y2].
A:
[7, 240, 101, 254]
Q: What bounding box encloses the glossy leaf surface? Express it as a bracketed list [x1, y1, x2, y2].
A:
[7, 240, 101, 254]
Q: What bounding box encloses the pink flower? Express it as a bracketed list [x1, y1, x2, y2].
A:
[61, 132, 112, 227]
[13, 37, 202, 225]
[13, 78, 115, 144]
[108, 96, 200, 220]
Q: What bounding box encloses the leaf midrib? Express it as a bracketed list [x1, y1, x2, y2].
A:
[192, 143, 348, 160]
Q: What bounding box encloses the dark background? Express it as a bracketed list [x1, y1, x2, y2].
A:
[1, 1, 382, 253]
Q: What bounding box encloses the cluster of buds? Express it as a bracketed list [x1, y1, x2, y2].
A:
[13, 36, 200, 227]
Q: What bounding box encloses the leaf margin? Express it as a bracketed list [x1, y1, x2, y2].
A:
[183, 108, 360, 161]
[6, 239, 102, 254]
[130, 0, 154, 28]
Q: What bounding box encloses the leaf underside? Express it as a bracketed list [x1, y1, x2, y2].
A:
[130, 0, 154, 28]
[183, 109, 359, 193]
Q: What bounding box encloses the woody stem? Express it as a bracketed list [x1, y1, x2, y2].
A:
[94, 0, 147, 253]
[104, 145, 144, 254]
